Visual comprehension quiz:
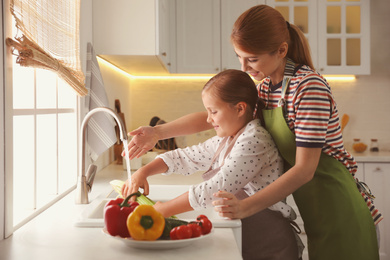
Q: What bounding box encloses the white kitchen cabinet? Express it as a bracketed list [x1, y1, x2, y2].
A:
[157, 0, 176, 72]
[175, 0, 221, 74]
[92, 0, 175, 74]
[268, 0, 370, 75]
[363, 162, 390, 260]
[174, 0, 264, 74]
[175, 0, 370, 75]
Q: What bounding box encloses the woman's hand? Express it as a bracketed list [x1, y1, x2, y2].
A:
[122, 126, 159, 159]
[212, 191, 250, 219]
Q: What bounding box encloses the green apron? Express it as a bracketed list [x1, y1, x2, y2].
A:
[262, 80, 379, 259]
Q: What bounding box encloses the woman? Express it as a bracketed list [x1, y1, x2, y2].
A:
[125, 5, 381, 260]
[123, 70, 300, 260]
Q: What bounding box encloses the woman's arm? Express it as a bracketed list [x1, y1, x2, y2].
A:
[126, 111, 210, 159]
[213, 147, 322, 219]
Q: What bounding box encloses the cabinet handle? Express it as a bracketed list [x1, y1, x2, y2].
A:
[375, 167, 381, 172]
[215, 68, 220, 72]
[161, 52, 167, 56]
[167, 62, 171, 66]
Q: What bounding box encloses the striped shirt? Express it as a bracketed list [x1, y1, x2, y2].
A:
[258, 59, 383, 225]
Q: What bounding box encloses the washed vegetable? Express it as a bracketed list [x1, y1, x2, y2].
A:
[170, 223, 203, 240]
[135, 191, 156, 205]
[188, 223, 202, 238]
[127, 205, 165, 240]
[104, 193, 139, 238]
[196, 215, 212, 235]
[161, 218, 189, 239]
[170, 225, 192, 240]
[133, 191, 179, 219]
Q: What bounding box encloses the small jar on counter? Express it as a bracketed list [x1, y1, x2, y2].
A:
[352, 138, 367, 153]
[369, 139, 379, 152]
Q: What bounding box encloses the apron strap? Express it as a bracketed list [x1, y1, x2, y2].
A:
[277, 76, 291, 110]
[202, 126, 246, 181]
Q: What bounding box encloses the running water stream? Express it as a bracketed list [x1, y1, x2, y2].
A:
[121, 139, 132, 179]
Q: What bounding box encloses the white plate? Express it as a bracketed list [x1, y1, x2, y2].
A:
[102, 228, 213, 249]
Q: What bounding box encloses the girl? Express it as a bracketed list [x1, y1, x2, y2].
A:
[122, 69, 300, 260]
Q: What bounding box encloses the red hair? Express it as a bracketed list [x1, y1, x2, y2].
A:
[231, 5, 314, 70]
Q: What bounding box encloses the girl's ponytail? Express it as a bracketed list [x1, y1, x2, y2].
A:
[254, 98, 266, 127]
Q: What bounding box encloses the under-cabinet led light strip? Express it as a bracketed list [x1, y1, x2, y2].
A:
[97, 57, 213, 80]
[97, 57, 356, 82]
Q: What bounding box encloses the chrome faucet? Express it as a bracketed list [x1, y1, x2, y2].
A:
[75, 107, 127, 204]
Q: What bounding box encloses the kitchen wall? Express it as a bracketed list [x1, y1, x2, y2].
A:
[98, 1, 390, 151]
[330, 0, 390, 150]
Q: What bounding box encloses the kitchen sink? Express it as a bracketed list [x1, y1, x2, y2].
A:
[75, 185, 241, 229]
[74, 185, 242, 251]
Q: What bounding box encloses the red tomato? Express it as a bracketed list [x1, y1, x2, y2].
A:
[196, 215, 212, 235]
[197, 214, 208, 220]
[170, 227, 179, 240]
[175, 225, 193, 239]
[188, 223, 202, 238]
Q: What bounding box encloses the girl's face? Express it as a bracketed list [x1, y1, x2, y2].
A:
[202, 91, 245, 138]
[234, 45, 287, 83]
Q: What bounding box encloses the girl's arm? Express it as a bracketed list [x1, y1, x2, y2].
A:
[154, 192, 193, 218]
[126, 112, 211, 159]
[213, 147, 322, 219]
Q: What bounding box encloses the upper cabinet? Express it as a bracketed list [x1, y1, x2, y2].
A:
[175, 0, 370, 75]
[92, 0, 370, 76]
[174, 0, 264, 74]
[92, 0, 175, 75]
[318, 0, 370, 74]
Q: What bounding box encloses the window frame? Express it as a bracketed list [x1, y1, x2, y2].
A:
[3, 18, 80, 237]
[10, 65, 80, 232]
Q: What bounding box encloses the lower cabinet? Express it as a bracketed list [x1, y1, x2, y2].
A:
[287, 161, 389, 260]
[363, 162, 389, 260]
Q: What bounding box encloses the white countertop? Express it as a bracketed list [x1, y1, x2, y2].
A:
[349, 150, 390, 163]
[0, 163, 242, 260]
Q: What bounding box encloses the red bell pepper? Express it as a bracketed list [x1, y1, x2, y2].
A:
[104, 193, 139, 238]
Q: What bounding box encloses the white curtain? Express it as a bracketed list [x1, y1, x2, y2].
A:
[6, 0, 87, 96]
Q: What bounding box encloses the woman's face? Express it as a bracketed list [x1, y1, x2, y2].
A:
[202, 91, 243, 138]
[234, 45, 286, 83]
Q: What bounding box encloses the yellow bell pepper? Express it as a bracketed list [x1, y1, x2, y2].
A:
[127, 204, 165, 240]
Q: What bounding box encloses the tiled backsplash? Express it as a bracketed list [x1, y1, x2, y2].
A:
[126, 76, 390, 152]
[330, 76, 390, 151]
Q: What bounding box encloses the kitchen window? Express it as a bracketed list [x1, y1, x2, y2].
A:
[12, 56, 78, 229]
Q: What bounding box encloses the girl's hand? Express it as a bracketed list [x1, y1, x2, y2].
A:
[121, 169, 150, 200]
[121, 179, 132, 198]
[153, 201, 169, 218]
[212, 191, 247, 219]
[122, 126, 159, 159]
